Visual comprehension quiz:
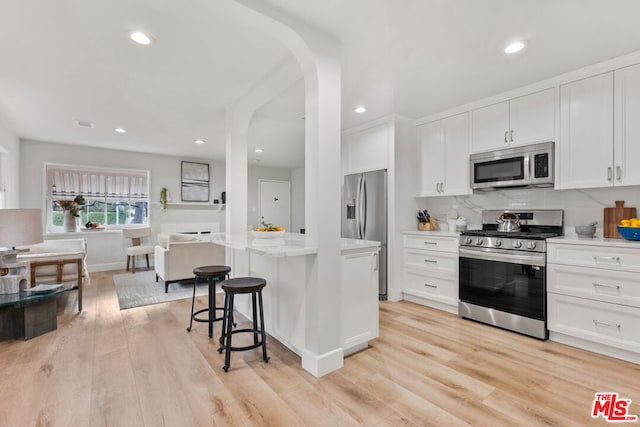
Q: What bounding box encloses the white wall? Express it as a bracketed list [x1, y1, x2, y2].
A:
[291, 167, 305, 233]
[417, 186, 640, 237]
[0, 119, 20, 208]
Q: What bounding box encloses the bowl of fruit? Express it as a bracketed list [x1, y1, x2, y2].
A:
[251, 222, 285, 238]
[617, 218, 640, 241]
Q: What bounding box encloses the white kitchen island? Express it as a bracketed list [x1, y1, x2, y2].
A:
[210, 232, 380, 377]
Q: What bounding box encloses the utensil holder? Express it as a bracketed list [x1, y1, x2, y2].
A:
[418, 220, 438, 231]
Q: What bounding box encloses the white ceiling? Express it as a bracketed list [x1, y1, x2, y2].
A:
[2, 1, 640, 169]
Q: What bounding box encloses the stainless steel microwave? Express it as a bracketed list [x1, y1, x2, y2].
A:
[470, 142, 554, 190]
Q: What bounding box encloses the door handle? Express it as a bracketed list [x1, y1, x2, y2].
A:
[607, 167, 612, 181]
[440, 182, 445, 193]
[423, 283, 438, 289]
[592, 282, 621, 291]
[509, 130, 514, 142]
[504, 131, 508, 143]
[593, 320, 621, 329]
[373, 252, 379, 271]
[616, 166, 622, 181]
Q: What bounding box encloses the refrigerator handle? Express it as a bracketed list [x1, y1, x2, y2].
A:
[360, 177, 367, 239]
[355, 174, 363, 239]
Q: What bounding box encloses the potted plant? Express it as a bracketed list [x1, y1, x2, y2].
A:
[56, 195, 85, 232]
[160, 187, 168, 210]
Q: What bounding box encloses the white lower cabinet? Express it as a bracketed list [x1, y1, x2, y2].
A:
[547, 240, 640, 364]
[401, 232, 458, 314]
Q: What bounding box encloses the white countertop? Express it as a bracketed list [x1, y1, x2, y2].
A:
[210, 232, 380, 257]
[548, 234, 640, 248]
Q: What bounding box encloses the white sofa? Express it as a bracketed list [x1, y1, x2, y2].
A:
[154, 234, 226, 293]
[17, 238, 87, 311]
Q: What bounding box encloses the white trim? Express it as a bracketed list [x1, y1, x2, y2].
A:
[301, 347, 344, 378]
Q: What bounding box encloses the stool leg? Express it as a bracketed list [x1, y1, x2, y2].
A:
[187, 276, 198, 332]
[252, 292, 259, 345]
[132, 256, 136, 274]
[208, 277, 214, 338]
[223, 293, 235, 372]
[145, 254, 150, 268]
[218, 293, 229, 352]
[126, 256, 130, 271]
[258, 290, 269, 363]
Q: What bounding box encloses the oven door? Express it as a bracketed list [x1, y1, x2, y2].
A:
[459, 247, 546, 320]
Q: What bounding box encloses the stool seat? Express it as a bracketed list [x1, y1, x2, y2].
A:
[187, 265, 231, 337]
[194, 265, 231, 278]
[220, 277, 266, 294]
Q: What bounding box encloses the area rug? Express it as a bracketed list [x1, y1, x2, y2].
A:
[113, 271, 209, 310]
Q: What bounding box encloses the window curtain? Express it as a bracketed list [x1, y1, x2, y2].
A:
[47, 165, 149, 201]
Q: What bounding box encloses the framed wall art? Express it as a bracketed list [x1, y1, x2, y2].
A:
[181, 161, 209, 202]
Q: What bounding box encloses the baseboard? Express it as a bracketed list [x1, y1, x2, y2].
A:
[301, 347, 344, 378]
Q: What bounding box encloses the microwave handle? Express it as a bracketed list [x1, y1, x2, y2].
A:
[524, 154, 531, 181]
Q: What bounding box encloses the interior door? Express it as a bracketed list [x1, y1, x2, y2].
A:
[259, 180, 291, 230]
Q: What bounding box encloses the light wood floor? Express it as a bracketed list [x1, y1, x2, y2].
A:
[1, 270, 639, 426]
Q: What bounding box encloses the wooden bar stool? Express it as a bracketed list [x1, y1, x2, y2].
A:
[187, 265, 231, 338]
[217, 277, 269, 372]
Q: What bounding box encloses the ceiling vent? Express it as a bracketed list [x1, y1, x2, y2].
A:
[75, 120, 94, 128]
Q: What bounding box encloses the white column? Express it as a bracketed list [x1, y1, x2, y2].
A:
[224, 113, 249, 237]
[230, 0, 343, 376]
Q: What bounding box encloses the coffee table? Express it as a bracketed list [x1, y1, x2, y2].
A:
[0, 284, 73, 341]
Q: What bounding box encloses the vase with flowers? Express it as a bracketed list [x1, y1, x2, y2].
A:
[56, 195, 85, 232]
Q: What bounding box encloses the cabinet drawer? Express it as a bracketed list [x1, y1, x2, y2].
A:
[403, 248, 457, 272]
[548, 263, 640, 307]
[403, 268, 458, 303]
[403, 234, 458, 253]
[548, 293, 640, 354]
[548, 243, 640, 272]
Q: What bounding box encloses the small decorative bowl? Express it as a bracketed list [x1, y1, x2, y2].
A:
[617, 226, 640, 241]
[575, 225, 596, 238]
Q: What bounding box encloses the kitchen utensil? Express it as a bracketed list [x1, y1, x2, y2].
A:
[617, 226, 640, 241]
[604, 201, 636, 239]
[575, 222, 597, 238]
[496, 212, 521, 232]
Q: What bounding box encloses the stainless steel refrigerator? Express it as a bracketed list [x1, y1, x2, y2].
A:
[342, 169, 387, 299]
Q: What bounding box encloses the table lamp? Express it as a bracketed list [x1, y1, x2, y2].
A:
[0, 209, 43, 294]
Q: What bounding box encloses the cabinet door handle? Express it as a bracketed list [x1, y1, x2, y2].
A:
[509, 130, 514, 142]
[504, 131, 508, 143]
[423, 259, 438, 264]
[607, 167, 612, 181]
[423, 241, 438, 246]
[616, 166, 622, 181]
[592, 282, 621, 291]
[593, 320, 621, 329]
[423, 283, 438, 289]
[373, 252, 379, 271]
[440, 182, 445, 193]
[592, 256, 621, 265]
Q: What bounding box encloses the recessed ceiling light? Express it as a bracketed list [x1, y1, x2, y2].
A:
[354, 106, 367, 114]
[114, 127, 127, 134]
[76, 120, 94, 128]
[130, 31, 152, 45]
[504, 41, 526, 54]
[255, 148, 263, 153]
[194, 139, 205, 144]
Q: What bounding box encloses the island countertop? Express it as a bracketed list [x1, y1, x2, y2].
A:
[209, 232, 380, 257]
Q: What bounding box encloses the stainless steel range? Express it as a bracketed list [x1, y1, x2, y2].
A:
[458, 209, 563, 339]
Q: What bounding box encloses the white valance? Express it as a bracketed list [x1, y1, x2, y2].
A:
[47, 164, 149, 201]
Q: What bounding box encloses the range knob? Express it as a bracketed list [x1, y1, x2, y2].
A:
[512, 240, 522, 249]
[464, 237, 473, 245]
[526, 241, 537, 250]
[475, 238, 484, 246]
[494, 239, 503, 247]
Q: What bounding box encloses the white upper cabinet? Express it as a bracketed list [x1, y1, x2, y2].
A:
[342, 123, 389, 175]
[419, 112, 471, 197]
[559, 72, 614, 189]
[472, 88, 555, 153]
[614, 63, 640, 187]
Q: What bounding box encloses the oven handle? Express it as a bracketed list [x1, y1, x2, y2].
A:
[459, 246, 546, 267]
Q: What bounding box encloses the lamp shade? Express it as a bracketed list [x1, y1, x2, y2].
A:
[0, 209, 44, 248]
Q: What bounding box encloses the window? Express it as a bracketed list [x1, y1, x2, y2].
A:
[45, 163, 150, 232]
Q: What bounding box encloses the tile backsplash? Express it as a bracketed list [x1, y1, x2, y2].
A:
[417, 186, 640, 235]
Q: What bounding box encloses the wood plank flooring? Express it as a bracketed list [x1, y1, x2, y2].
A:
[1, 270, 639, 426]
